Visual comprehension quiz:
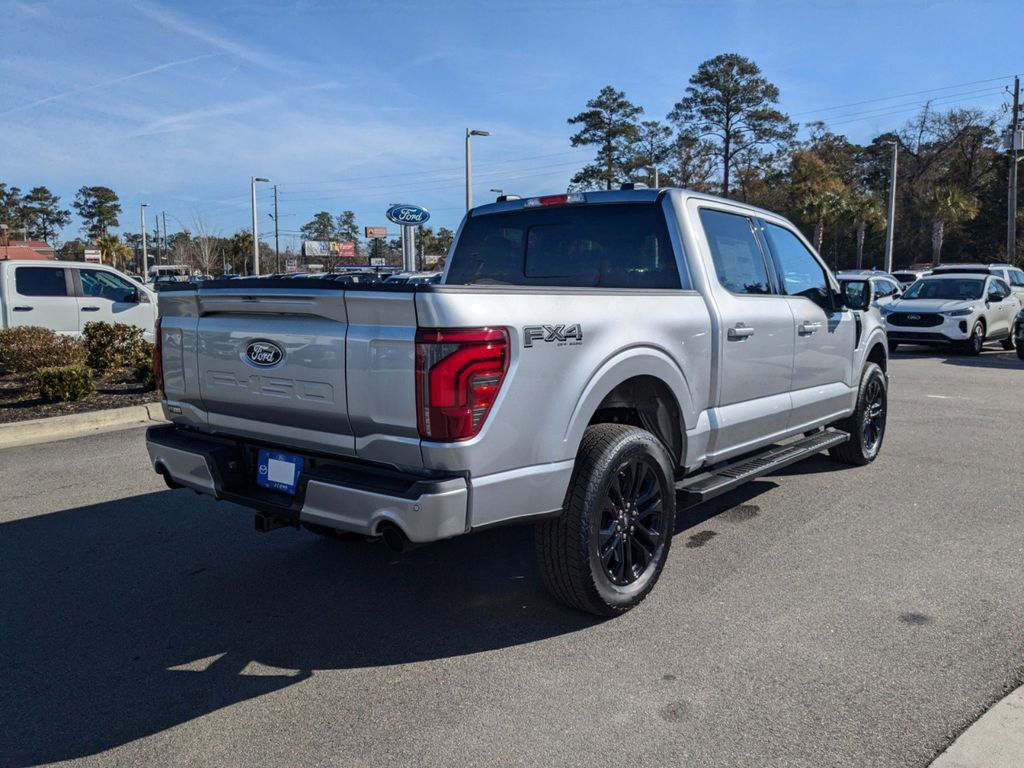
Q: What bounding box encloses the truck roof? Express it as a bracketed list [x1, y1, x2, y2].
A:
[469, 187, 785, 222]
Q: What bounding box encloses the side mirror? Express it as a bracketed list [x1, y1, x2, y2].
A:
[841, 280, 871, 311]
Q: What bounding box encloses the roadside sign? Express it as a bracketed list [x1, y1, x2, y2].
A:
[386, 204, 430, 226]
[365, 226, 387, 238]
[369, 257, 385, 267]
[84, 249, 101, 263]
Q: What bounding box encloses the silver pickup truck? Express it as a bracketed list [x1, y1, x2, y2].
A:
[146, 188, 888, 616]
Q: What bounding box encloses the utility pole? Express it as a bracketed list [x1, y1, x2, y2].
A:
[251, 176, 270, 275]
[273, 184, 280, 273]
[883, 141, 898, 273]
[140, 204, 149, 281]
[1008, 76, 1020, 263]
[162, 211, 168, 266]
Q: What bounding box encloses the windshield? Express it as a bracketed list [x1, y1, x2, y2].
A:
[903, 278, 984, 301]
[446, 202, 682, 288]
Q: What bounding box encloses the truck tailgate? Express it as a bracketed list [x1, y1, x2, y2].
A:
[194, 287, 356, 456]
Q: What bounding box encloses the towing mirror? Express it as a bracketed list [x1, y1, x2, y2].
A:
[841, 280, 871, 311]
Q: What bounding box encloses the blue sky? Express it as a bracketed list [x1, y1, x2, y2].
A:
[2, 0, 1021, 251]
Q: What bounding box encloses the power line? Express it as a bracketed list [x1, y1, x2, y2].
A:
[791, 74, 1014, 117]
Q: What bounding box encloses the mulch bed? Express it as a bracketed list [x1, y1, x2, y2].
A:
[0, 370, 159, 424]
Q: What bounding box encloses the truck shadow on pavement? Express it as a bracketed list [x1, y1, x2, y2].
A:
[0, 490, 600, 766]
[2, 477, 795, 766]
[892, 347, 1022, 369]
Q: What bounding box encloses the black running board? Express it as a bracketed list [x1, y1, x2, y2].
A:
[677, 430, 849, 505]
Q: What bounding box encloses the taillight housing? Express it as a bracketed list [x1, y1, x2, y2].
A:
[415, 327, 509, 441]
[153, 317, 165, 397]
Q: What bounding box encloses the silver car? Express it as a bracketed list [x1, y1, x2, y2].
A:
[883, 273, 1021, 355]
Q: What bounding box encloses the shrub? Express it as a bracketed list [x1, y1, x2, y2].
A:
[0, 326, 87, 374]
[83, 322, 149, 372]
[36, 365, 95, 402]
[133, 352, 156, 390]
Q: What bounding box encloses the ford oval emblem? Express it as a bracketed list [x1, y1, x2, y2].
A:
[245, 340, 283, 367]
[907, 314, 920, 320]
[386, 203, 430, 226]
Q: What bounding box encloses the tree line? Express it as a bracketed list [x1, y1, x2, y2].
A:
[566, 53, 1017, 268]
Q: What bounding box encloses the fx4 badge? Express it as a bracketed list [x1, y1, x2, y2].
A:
[523, 324, 583, 348]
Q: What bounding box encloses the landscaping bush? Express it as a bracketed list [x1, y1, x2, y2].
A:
[133, 350, 156, 390]
[36, 365, 95, 403]
[0, 326, 87, 374]
[83, 322, 149, 372]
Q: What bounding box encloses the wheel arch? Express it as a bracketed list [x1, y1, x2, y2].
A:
[563, 347, 694, 468]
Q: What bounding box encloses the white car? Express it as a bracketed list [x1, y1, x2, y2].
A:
[0, 260, 158, 342]
[883, 273, 1020, 355]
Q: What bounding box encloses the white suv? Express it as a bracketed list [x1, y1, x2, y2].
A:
[883, 273, 1020, 355]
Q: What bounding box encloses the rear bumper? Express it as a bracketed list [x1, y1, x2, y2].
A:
[145, 425, 468, 543]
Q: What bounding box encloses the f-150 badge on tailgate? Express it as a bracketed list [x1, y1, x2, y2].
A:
[245, 340, 284, 367]
[523, 324, 583, 348]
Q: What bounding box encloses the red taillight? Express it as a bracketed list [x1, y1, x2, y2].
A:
[153, 317, 164, 397]
[415, 327, 509, 441]
[524, 193, 585, 208]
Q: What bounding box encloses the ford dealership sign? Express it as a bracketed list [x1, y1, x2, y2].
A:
[386, 204, 431, 226]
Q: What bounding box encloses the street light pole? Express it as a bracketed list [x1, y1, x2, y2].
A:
[1008, 76, 1020, 263]
[883, 141, 898, 273]
[273, 184, 280, 273]
[251, 176, 270, 275]
[140, 204, 149, 281]
[465, 128, 490, 210]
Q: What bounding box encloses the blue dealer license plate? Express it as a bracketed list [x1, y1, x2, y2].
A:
[256, 449, 304, 495]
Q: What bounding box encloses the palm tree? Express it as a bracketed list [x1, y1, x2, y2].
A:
[791, 149, 850, 255]
[849, 193, 886, 269]
[95, 233, 132, 272]
[925, 186, 979, 266]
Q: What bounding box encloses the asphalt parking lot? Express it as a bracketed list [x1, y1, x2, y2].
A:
[2, 348, 1022, 768]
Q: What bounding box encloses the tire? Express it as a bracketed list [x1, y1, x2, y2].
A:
[963, 322, 984, 356]
[1002, 323, 1017, 351]
[1018, 337, 1024, 361]
[535, 424, 676, 617]
[829, 362, 887, 466]
[887, 341, 899, 354]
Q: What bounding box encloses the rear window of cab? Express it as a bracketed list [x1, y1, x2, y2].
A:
[446, 203, 686, 289]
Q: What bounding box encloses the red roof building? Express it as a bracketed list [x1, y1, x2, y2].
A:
[0, 240, 56, 260]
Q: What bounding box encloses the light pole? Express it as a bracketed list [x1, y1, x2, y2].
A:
[883, 141, 898, 273]
[251, 176, 270, 275]
[648, 167, 660, 187]
[139, 203, 149, 281]
[465, 128, 490, 210]
[490, 188, 504, 199]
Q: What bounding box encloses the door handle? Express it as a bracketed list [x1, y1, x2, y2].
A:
[798, 321, 822, 335]
[81, 306, 100, 312]
[727, 324, 755, 340]
[12, 306, 33, 312]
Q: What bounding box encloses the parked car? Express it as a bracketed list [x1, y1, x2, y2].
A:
[0, 259, 158, 341]
[146, 188, 887, 616]
[891, 269, 931, 289]
[882, 273, 1020, 355]
[320, 271, 385, 285]
[1017, 308, 1024, 360]
[837, 271, 903, 308]
[383, 271, 442, 285]
[930, 263, 1024, 304]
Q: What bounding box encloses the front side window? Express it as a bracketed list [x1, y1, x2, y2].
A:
[988, 279, 1010, 301]
[761, 222, 831, 311]
[15, 267, 68, 297]
[80, 269, 136, 303]
[698, 209, 772, 295]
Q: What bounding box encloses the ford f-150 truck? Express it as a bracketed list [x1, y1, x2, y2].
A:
[146, 188, 888, 616]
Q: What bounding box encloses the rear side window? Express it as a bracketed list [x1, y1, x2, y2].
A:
[446, 203, 684, 289]
[15, 266, 67, 297]
[761, 222, 831, 311]
[873, 279, 896, 298]
[1009, 269, 1024, 287]
[698, 209, 772, 295]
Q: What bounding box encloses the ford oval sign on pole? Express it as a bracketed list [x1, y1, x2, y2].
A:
[386, 204, 431, 226]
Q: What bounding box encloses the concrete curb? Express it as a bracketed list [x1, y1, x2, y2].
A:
[0, 402, 167, 449]
[930, 685, 1024, 767]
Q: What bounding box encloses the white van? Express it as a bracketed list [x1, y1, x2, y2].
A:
[0, 260, 158, 342]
